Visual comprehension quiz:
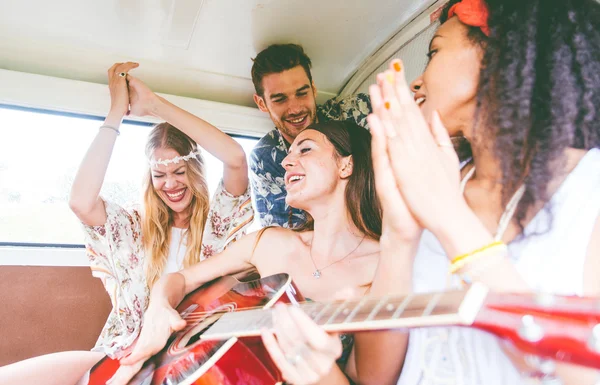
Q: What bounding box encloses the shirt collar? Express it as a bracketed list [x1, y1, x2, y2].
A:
[274, 108, 325, 151]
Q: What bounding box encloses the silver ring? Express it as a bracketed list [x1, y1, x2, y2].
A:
[286, 353, 301, 366]
[118, 72, 126, 77]
[285, 344, 308, 366]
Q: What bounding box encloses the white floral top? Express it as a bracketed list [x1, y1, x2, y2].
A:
[82, 181, 254, 358]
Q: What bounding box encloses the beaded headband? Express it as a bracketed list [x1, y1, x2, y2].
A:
[149, 149, 200, 167]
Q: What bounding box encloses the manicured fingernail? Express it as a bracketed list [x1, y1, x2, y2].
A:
[393, 61, 402, 72]
[384, 101, 391, 110]
[386, 72, 395, 84]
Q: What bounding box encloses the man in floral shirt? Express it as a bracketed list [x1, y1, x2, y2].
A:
[249, 44, 371, 228]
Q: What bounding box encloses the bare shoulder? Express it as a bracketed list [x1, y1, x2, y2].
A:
[255, 227, 306, 246]
[251, 227, 309, 269]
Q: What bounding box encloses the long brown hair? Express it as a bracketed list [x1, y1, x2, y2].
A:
[294, 120, 382, 240]
[141, 123, 210, 287]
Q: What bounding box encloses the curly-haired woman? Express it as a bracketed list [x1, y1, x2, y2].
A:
[363, 0, 600, 384]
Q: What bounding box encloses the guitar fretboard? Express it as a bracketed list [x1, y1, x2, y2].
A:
[201, 283, 488, 340]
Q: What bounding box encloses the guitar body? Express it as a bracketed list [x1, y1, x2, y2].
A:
[88, 273, 303, 385]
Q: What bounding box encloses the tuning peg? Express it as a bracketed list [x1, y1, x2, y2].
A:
[518, 315, 544, 343]
[525, 355, 562, 385]
[525, 355, 555, 375]
[589, 323, 600, 353]
[535, 292, 556, 307]
[540, 376, 563, 385]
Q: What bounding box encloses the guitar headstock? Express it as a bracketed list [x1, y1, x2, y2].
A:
[473, 290, 600, 369]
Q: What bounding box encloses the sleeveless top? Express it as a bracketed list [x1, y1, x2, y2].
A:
[397, 148, 600, 385]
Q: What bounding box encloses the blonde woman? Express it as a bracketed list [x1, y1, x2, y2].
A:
[68, 62, 254, 359]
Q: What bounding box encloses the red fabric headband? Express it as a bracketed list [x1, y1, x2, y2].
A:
[447, 0, 490, 36]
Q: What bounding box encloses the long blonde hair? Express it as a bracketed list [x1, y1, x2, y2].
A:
[141, 123, 210, 287]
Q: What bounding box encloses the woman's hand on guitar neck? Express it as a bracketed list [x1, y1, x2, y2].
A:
[107, 302, 186, 385]
[261, 304, 348, 385]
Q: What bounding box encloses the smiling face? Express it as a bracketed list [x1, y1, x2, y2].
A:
[281, 128, 352, 211]
[150, 147, 194, 215]
[410, 16, 483, 139]
[253, 65, 318, 144]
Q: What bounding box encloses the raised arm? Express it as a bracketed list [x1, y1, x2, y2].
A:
[249, 139, 295, 228]
[69, 62, 139, 226]
[249, 146, 275, 227]
[127, 74, 248, 196]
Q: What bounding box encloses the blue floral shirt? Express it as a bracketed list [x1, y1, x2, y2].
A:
[249, 93, 372, 228]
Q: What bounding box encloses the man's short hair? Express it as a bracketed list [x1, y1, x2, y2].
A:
[251, 44, 313, 96]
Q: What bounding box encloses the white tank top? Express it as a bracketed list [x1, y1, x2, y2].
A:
[164, 227, 187, 274]
[398, 148, 600, 385]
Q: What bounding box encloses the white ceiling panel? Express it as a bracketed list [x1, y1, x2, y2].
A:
[0, 0, 431, 107]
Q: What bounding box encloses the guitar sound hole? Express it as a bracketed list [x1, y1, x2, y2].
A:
[175, 313, 223, 350]
[185, 322, 215, 347]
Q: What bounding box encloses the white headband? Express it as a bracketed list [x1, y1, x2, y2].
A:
[149, 149, 200, 167]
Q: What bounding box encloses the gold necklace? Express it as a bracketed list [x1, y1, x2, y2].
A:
[309, 234, 366, 279]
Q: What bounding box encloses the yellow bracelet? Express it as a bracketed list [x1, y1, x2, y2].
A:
[450, 241, 504, 264]
[449, 241, 507, 274]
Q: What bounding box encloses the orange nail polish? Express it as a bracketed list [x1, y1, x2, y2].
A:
[384, 101, 391, 110]
[386, 72, 395, 83]
[393, 61, 402, 72]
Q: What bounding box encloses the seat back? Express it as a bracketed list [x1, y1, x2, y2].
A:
[0, 266, 112, 366]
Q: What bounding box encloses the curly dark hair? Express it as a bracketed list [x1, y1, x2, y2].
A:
[441, 0, 600, 230]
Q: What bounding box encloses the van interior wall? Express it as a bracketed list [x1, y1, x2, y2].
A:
[339, 0, 444, 97]
[0, 266, 111, 366]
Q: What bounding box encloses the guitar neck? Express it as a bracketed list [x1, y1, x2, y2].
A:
[202, 283, 489, 340]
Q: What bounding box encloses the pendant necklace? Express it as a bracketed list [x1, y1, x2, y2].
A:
[309, 234, 366, 279]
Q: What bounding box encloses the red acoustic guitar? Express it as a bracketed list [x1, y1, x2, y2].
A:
[88, 273, 600, 385]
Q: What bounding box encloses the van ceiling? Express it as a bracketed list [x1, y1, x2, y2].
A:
[0, 0, 431, 108]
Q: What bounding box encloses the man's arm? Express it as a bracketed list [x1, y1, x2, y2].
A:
[249, 137, 290, 228]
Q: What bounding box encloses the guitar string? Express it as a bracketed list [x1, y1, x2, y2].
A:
[179, 298, 376, 320]
[179, 296, 423, 322]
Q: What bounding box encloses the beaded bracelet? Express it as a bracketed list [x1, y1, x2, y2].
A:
[99, 124, 120, 135]
[449, 241, 507, 275]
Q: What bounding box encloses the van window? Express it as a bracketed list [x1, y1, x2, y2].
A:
[0, 105, 258, 246]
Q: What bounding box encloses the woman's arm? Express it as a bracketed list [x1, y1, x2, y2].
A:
[69, 62, 138, 226]
[343, 85, 424, 385]
[108, 230, 263, 385]
[127, 75, 248, 196]
[347, 237, 417, 385]
[432, 204, 600, 384]
[178, 230, 260, 294]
